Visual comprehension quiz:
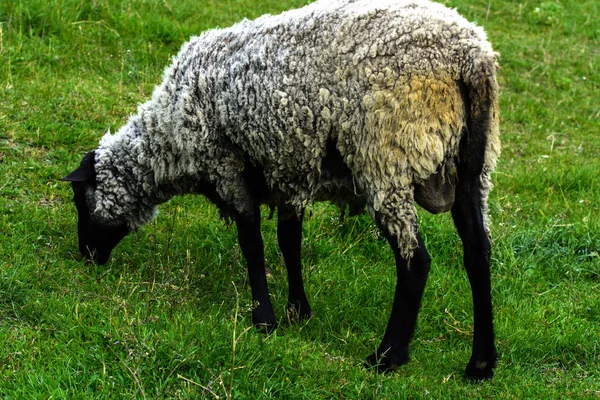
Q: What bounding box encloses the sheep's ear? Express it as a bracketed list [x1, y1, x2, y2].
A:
[61, 151, 96, 182]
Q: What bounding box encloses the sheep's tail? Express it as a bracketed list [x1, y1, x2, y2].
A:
[460, 54, 501, 235]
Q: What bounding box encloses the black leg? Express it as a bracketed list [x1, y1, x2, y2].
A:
[235, 206, 277, 333]
[365, 231, 431, 372]
[277, 205, 312, 322]
[452, 179, 498, 380]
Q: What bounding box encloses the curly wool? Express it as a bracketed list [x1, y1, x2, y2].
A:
[90, 0, 500, 259]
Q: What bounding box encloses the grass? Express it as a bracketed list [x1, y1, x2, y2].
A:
[0, 0, 598, 397]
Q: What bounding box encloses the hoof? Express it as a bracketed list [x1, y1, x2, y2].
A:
[252, 305, 277, 334]
[465, 352, 498, 381]
[364, 347, 409, 373]
[286, 301, 313, 323]
[254, 320, 278, 334]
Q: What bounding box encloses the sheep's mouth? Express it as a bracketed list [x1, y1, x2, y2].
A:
[80, 245, 113, 265]
[78, 220, 131, 265]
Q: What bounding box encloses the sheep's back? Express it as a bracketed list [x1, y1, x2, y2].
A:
[164, 0, 495, 207]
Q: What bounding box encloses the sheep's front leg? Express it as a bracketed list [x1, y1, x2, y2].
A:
[452, 178, 498, 380]
[277, 206, 313, 322]
[365, 231, 431, 372]
[235, 206, 277, 333]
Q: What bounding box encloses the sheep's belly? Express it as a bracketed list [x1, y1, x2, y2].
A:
[414, 161, 457, 214]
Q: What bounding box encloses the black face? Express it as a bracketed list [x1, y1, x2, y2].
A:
[63, 152, 131, 265]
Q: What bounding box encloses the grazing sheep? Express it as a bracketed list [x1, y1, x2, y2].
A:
[63, 0, 501, 380]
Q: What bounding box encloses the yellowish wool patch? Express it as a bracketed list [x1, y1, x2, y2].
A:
[363, 73, 465, 182]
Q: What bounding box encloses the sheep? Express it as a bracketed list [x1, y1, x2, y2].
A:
[62, 0, 501, 380]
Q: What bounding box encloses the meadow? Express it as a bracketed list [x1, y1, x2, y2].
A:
[0, 0, 598, 397]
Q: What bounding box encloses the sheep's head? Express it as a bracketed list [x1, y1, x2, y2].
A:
[62, 151, 130, 265]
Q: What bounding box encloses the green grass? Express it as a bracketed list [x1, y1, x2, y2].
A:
[1, 0, 599, 397]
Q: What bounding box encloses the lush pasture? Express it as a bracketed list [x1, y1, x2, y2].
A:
[0, 0, 598, 397]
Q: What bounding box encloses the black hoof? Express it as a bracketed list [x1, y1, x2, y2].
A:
[252, 305, 277, 334]
[254, 320, 278, 334]
[364, 347, 409, 373]
[465, 352, 498, 381]
[286, 301, 313, 323]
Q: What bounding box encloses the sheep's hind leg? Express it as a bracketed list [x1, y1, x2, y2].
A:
[277, 205, 313, 322]
[365, 231, 431, 372]
[452, 178, 498, 380]
[235, 205, 277, 333]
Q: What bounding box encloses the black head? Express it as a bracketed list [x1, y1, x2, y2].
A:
[62, 151, 131, 265]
